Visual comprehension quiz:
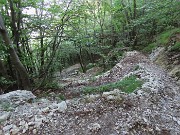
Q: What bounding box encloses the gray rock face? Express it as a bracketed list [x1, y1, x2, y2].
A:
[0, 90, 36, 105]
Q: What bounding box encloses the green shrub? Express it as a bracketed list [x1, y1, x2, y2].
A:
[43, 81, 59, 89]
[83, 75, 143, 94]
[0, 77, 15, 86]
[86, 63, 96, 70]
[170, 42, 180, 51]
[58, 94, 66, 101]
[142, 43, 156, 53]
[157, 28, 180, 45]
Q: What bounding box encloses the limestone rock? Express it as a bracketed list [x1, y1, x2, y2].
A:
[0, 112, 10, 121]
[85, 94, 100, 102]
[88, 123, 101, 132]
[51, 101, 67, 113]
[0, 90, 36, 105]
[3, 124, 13, 133]
[10, 125, 19, 135]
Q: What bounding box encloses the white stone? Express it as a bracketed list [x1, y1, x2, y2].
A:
[106, 95, 116, 100]
[111, 89, 120, 95]
[19, 121, 26, 126]
[102, 92, 111, 97]
[22, 128, 27, 134]
[34, 116, 47, 127]
[28, 122, 35, 126]
[10, 126, 19, 135]
[173, 117, 177, 121]
[137, 90, 143, 95]
[3, 124, 13, 132]
[88, 123, 101, 131]
[51, 101, 67, 112]
[41, 107, 50, 113]
[33, 129, 37, 134]
[0, 112, 10, 121]
[85, 94, 100, 102]
[177, 121, 180, 125]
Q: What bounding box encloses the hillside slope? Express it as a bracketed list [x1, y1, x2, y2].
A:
[0, 51, 180, 135]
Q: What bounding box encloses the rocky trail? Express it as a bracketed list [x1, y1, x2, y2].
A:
[0, 50, 180, 135]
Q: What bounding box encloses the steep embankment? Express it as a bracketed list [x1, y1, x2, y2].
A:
[149, 32, 180, 85]
[0, 51, 180, 135]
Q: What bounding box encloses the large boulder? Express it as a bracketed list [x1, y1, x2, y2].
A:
[0, 90, 36, 106]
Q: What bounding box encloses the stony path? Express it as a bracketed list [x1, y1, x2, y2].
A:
[0, 51, 180, 135]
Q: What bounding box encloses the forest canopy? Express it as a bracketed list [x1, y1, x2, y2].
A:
[0, 0, 179, 93]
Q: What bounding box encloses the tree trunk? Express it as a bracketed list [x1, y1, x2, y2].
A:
[132, 0, 137, 48]
[0, 59, 8, 79]
[78, 47, 86, 73]
[0, 14, 31, 90]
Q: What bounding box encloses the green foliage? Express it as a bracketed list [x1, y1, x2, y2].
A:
[1, 0, 179, 91]
[0, 77, 15, 86]
[40, 81, 59, 89]
[83, 75, 143, 94]
[89, 76, 97, 83]
[142, 43, 156, 53]
[157, 28, 180, 45]
[58, 94, 66, 101]
[86, 63, 96, 70]
[170, 42, 180, 52]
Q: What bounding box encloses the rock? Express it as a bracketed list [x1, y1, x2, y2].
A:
[177, 121, 180, 126]
[0, 90, 36, 105]
[88, 123, 101, 132]
[33, 129, 37, 134]
[0, 112, 10, 121]
[10, 126, 19, 135]
[111, 89, 121, 95]
[85, 94, 100, 102]
[107, 95, 116, 100]
[17, 121, 28, 133]
[126, 51, 139, 56]
[102, 89, 121, 98]
[41, 107, 50, 113]
[51, 101, 67, 113]
[19, 121, 26, 126]
[0, 130, 3, 135]
[3, 124, 13, 132]
[102, 92, 111, 97]
[28, 122, 35, 126]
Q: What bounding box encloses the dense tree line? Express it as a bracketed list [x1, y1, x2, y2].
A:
[0, 0, 179, 93]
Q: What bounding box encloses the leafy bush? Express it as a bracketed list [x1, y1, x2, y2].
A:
[157, 28, 180, 45]
[0, 77, 15, 86]
[58, 94, 66, 101]
[170, 42, 180, 52]
[86, 63, 96, 70]
[83, 75, 143, 94]
[43, 81, 59, 89]
[142, 43, 156, 53]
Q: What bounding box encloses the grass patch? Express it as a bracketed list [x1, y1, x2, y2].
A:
[170, 42, 180, 52]
[157, 28, 180, 45]
[83, 75, 143, 94]
[142, 42, 156, 53]
[58, 94, 66, 101]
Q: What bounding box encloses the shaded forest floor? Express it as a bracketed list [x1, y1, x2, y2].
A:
[0, 50, 180, 135]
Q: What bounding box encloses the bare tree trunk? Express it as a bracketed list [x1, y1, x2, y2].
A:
[0, 14, 31, 90]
